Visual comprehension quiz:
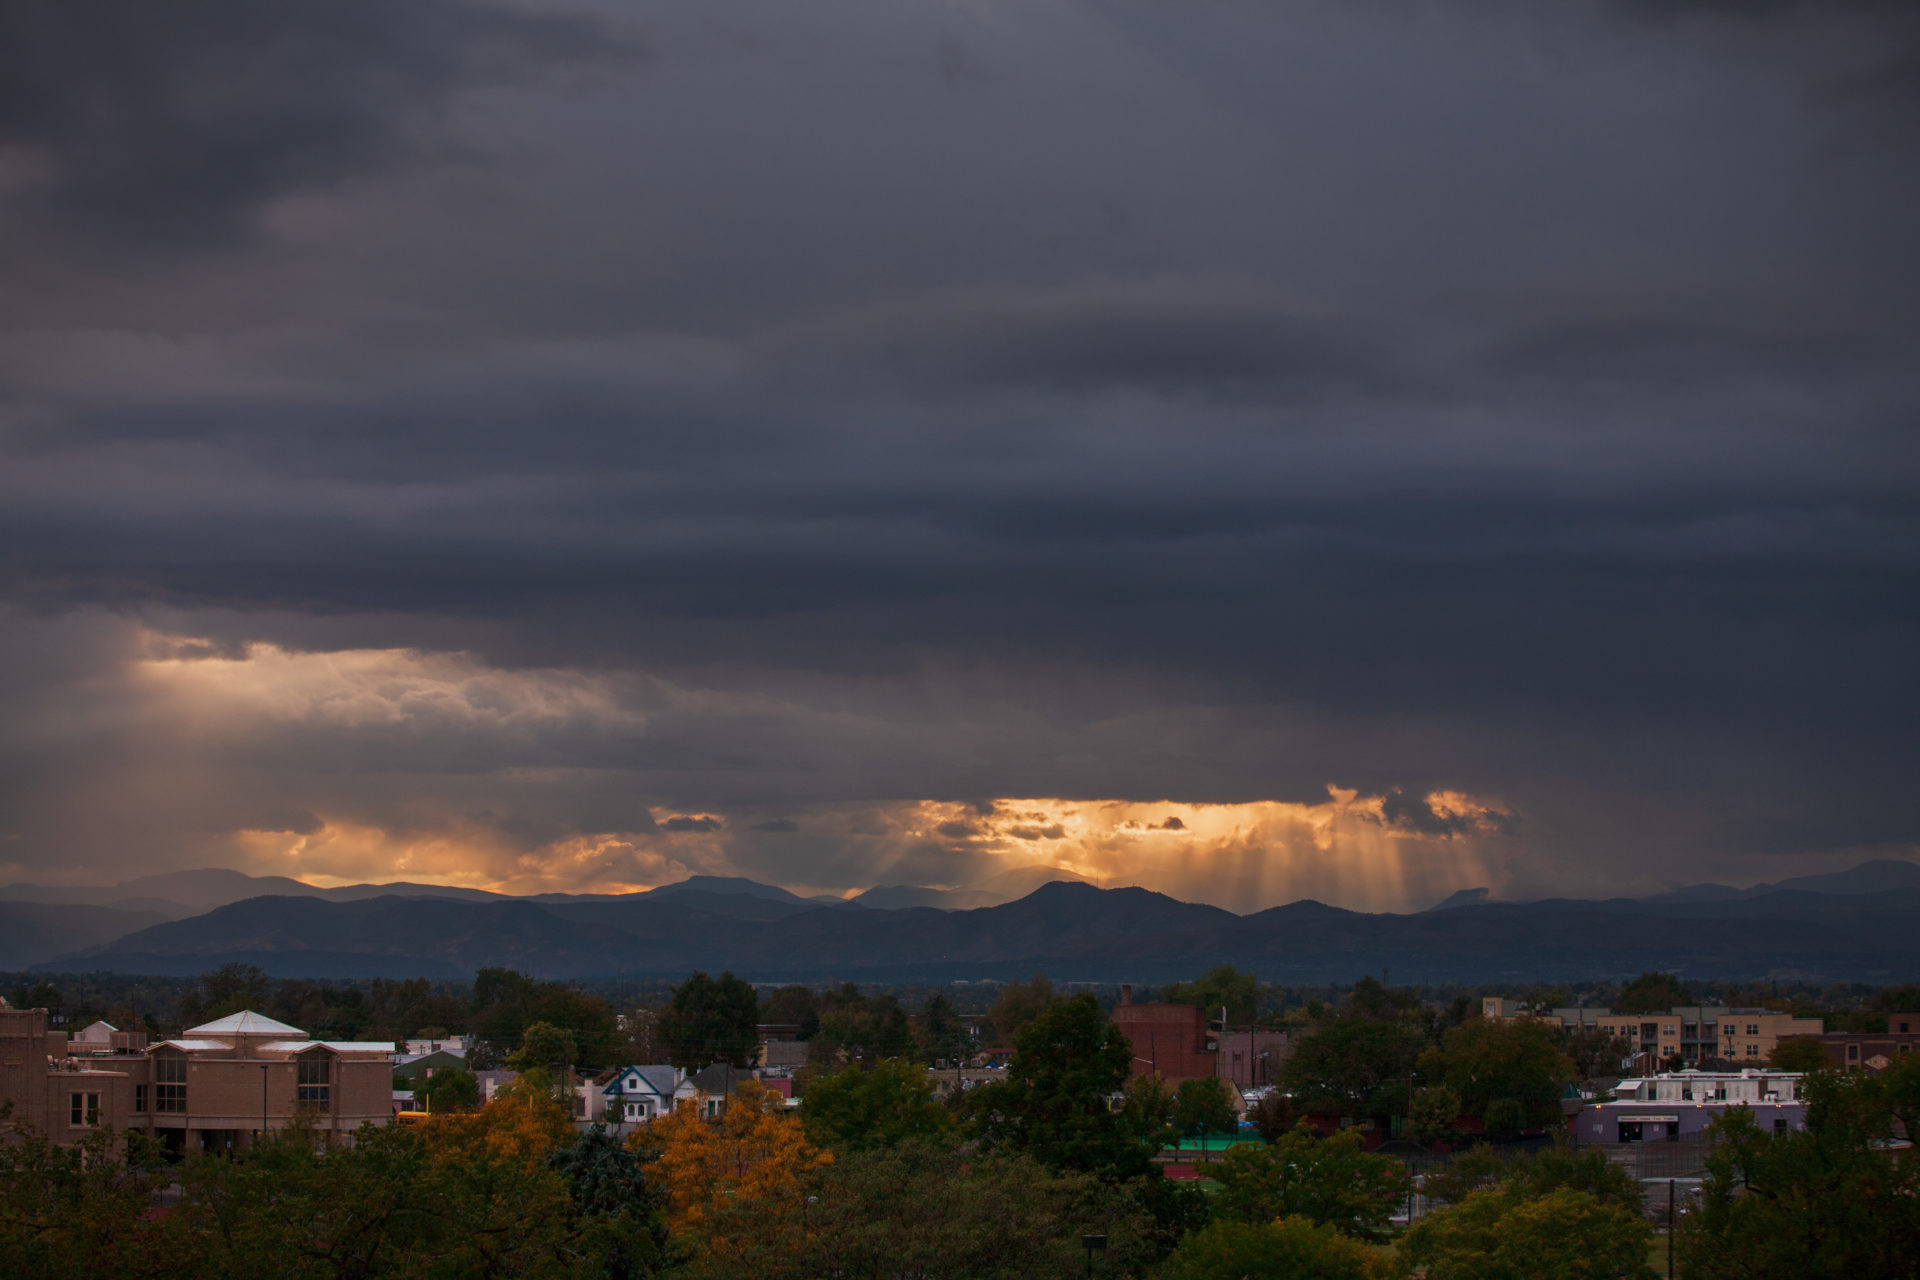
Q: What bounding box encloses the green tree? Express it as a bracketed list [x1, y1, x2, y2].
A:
[759, 983, 821, 1038]
[1281, 1013, 1425, 1119]
[963, 993, 1152, 1177]
[812, 986, 916, 1065]
[916, 993, 969, 1063]
[1613, 971, 1690, 1015]
[1407, 1084, 1462, 1145]
[548, 1125, 671, 1279]
[658, 970, 760, 1068]
[1173, 1077, 1239, 1145]
[985, 974, 1056, 1045]
[1501, 1144, 1644, 1212]
[1563, 1023, 1635, 1080]
[189, 963, 273, 1022]
[1158, 1216, 1389, 1280]
[1164, 965, 1261, 1025]
[509, 1019, 579, 1100]
[801, 1060, 953, 1152]
[1677, 1077, 1920, 1280]
[1769, 1034, 1830, 1072]
[1402, 1187, 1655, 1280]
[1123, 1073, 1178, 1149]
[1248, 1091, 1299, 1145]
[1247, 1090, 1298, 1144]
[412, 1065, 482, 1112]
[1209, 1126, 1410, 1240]
[469, 967, 619, 1070]
[773, 1137, 1162, 1280]
[1419, 1017, 1572, 1132]
[0, 1124, 190, 1278]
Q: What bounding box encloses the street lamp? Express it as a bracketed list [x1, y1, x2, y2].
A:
[1082, 1233, 1106, 1278]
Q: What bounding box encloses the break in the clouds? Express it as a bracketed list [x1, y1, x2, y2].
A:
[1, 0, 1917, 911]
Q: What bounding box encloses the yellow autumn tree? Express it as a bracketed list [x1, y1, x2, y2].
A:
[632, 1079, 832, 1265]
[422, 1067, 574, 1173]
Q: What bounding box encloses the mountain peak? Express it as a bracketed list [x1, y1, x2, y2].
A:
[644, 875, 807, 905]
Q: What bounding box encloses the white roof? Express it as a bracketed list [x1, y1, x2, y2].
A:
[186, 1010, 305, 1038]
[157, 1039, 233, 1052]
[74, 1020, 118, 1041]
[257, 1040, 397, 1055]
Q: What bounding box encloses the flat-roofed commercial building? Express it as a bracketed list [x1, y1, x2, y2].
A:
[1573, 1069, 1806, 1145]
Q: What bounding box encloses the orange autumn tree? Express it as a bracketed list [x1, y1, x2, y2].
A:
[632, 1080, 831, 1263]
[421, 1068, 575, 1173]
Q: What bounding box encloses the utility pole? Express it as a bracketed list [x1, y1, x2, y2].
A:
[1667, 1179, 1676, 1279]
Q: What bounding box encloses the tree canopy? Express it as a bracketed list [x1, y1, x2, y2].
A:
[1163, 965, 1261, 1025]
[657, 971, 759, 1069]
[1678, 1063, 1920, 1280]
[1209, 1127, 1410, 1240]
[1159, 1216, 1391, 1280]
[800, 1060, 953, 1152]
[1402, 1187, 1655, 1280]
[984, 974, 1056, 1045]
[963, 992, 1153, 1178]
[1418, 1016, 1574, 1133]
[1613, 971, 1691, 1014]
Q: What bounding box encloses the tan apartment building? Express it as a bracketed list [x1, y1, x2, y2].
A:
[1, 1006, 395, 1154]
[1482, 997, 1822, 1066]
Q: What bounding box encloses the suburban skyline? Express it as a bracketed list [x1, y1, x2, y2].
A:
[2, 0, 1917, 913]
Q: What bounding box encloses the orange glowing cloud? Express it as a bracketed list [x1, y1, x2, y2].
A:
[120, 629, 1518, 912]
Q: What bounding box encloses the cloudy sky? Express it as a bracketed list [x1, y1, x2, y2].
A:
[2, 0, 1916, 912]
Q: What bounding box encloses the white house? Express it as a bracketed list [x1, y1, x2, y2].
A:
[600, 1065, 682, 1130]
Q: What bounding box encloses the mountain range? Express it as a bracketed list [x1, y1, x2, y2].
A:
[6, 860, 1920, 984]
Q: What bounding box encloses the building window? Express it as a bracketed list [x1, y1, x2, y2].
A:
[1903, 1023, 1913, 1034]
[134, 1084, 148, 1113]
[1849, 1045, 1861, 1059]
[297, 1052, 332, 1106]
[1724, 1024, 1737, 1037]
[70, 1092, 101, 1126]
[1746, 1024, 1760, 1036]
[155, 1052, 187, 1113]
[1746, 1044, 1760, 1056]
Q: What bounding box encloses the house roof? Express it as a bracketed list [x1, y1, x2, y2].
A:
[156, 1039, 233, 1052]
[74, 1020, 118, 1042]
[185, 1010, 305, 1038]
[605, 1064, 679, 1097]
[393, 1048, 466, 1073]
[689, 1063, 751, 1094]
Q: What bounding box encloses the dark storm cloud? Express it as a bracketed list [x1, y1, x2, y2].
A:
[0, 0, 1916, 900]
[1375, 792, 1517, 840]
[0, 0, 623, 249]
[760, 285, 1405, 399]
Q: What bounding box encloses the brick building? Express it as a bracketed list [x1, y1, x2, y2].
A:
[1107, 988, 1289, 1088]
[1823, 1013, 1920, 1073]
[0, 1006, 395, 1154]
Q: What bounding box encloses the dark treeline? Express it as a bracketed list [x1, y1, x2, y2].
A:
[13, 966, 1920, 1078]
